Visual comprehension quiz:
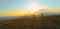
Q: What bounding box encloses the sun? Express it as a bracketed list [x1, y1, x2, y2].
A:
[27, 3, 39, 12]
[28, 3, 45, 12]
[29, 4, 38, 11]
[26, 2, 46, 14]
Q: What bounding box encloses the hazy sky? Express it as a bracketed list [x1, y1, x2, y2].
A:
[0, 0, 60, 16]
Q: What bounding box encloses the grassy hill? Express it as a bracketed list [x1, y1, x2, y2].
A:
[0, 15, 60, 29]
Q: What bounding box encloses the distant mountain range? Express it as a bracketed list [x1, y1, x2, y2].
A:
[44, 12, 60, 16]
[36, 12, 60, 16]
[0, 16, 25, 21]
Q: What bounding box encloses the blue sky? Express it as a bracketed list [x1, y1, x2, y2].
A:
[38, 0, 60, 9]
[0, 0, 60, 16]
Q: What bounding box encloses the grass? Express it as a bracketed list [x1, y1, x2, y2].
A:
[0, 15, 60, 29]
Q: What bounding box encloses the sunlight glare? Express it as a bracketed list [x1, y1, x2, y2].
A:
[27, 2, 45, 13]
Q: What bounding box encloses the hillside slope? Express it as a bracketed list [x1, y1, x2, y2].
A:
[0, 15, 60, 29]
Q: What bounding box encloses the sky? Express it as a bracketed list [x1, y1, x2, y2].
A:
[0, 0, 60, 16]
